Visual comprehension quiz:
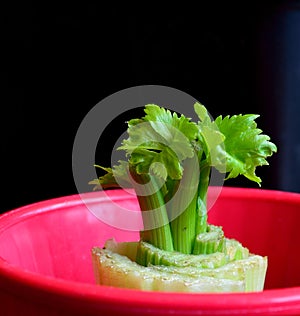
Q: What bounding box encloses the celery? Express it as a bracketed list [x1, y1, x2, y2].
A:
[92, 246, 267, 292]
[92, 247, 247, 292]
[135, 240, 228, 268]
[90, 102, 276, 292]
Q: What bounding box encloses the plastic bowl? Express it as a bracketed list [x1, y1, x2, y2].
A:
[0, 187, 300, 315]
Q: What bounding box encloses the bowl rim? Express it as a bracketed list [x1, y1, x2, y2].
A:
[1, 187, 300, 313]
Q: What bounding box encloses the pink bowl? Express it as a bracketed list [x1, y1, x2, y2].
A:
[0, 187, 300, 315]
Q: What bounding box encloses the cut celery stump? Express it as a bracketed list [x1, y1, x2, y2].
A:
[92, 239, 267, 293]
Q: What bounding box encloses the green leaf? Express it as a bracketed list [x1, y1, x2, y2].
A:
[90, 161, 132, 189]
[144, 104, 199, 141]
[215, 114, 277, 185]
[118, 104, 198, 181]
[194, 102, 212, 123]
[194, 102, 226, 170]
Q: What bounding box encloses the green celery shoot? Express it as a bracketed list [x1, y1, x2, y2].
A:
[90, 103, 277, 255]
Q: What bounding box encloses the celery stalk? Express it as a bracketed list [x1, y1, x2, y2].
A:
[169, 158, 199, 254]
[129, 170, 174, 251]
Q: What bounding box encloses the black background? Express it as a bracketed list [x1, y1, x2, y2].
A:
[2, 2, 299, 213]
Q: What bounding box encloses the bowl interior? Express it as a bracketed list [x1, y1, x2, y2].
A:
[0, 187, 299, 290]
[0, 190, 139, 285]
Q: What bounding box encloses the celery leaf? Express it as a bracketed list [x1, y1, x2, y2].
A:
[119, 104, 198, 180]
[89, 162, 131, 189]
[194, 102, 226, 170]
[215, 114, 277, 185]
